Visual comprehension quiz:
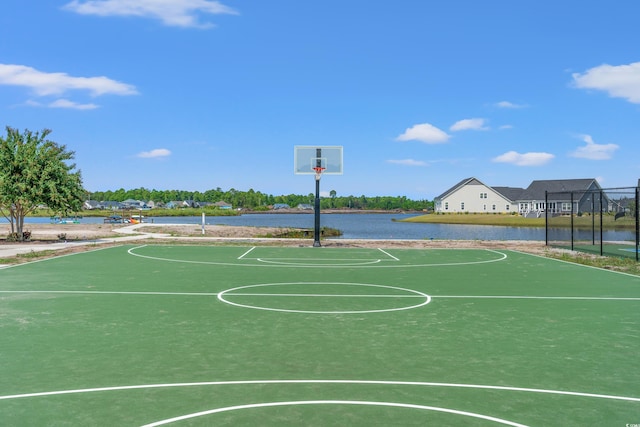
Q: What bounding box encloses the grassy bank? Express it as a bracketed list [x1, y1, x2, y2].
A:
[401, 213, 637, 230]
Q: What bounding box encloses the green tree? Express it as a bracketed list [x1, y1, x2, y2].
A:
[0, 127, 84, 240]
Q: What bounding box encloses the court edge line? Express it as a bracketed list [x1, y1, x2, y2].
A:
[0, 244, 120, 270]
[1, 379, 638, 403]
[511, 249, 640, 280]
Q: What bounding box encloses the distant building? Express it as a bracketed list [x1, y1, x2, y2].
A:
[434, 177, 607, 217]
[213, 201, 232, 209]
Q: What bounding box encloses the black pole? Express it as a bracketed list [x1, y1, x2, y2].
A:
[591, 195, 595, 245]
[313, 175, 321, 247]
[598, 191, 603, 255]
[570, 192, 574, 251]
[545, 191, 548, 246]
[635, 188, 640, 261]
[313, 148, 322, 247]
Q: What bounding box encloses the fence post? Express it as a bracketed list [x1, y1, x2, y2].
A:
[570, 192, 574, 251]
[544, 191, 548, 246]
[599, 190, 603, 256]
[636, 187, 640, 261]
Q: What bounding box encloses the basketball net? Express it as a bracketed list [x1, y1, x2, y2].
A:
[313, 167, 325, 181]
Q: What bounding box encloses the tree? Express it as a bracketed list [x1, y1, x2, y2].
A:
[0, 127, 84, 240]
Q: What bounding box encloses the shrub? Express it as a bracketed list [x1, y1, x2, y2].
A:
[57, 233, 67, 241]
[6, 232, 31, 241]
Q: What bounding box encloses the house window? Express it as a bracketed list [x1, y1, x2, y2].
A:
[483, 204, 487, 211]
[480, 192, 487, 199]
[492, 204, 496, 211]
[445, 202, 449, 210]
[506, 205, 510, 211]
[461, 202, 465, 210]
[561, 202, 572, 212]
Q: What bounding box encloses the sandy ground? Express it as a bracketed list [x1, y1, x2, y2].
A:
[0, 222, 552, 257]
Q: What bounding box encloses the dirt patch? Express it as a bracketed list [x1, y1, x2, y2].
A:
[1, 223, 125, 241]
[135, 224, 302, 238]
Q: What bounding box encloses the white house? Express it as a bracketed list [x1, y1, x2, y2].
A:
[434, 177, 518, 214]
[435, 177, 606, 216]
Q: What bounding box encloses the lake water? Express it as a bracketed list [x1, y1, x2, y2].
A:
[12, 213, 637, 242]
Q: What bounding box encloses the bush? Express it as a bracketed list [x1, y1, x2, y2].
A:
[57, 233, 67, 241]
[6, 232, 31, 242]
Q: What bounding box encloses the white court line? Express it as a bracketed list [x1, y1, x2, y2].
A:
[249, 257, 387, 261]
[217, 282, 431, 314]
[237, 247, 256, 259]
[255, 258, 382, 266]
[378, 248, 399, 261]
[127, 246, 508, 268]
[223, 293, 424, 298]
[142, 400, 529, 427]
[0, 290, 638, 301]
[1, 379, 638, 403]
[0, 290, 219, 296]
[435, 295, 640, 301]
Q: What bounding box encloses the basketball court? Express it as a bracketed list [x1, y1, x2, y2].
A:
[1, 146, 638, 425]
[1, 244, 639, 425]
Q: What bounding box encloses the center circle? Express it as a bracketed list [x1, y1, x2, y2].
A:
[217, 282, 431, 314]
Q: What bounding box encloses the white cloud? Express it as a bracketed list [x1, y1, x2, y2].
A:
[495, 101, 527, 109]
[492, 151, 554, 166]
[63, 0, 238, 28]
[572, 62, 640, 104]
[450, 118, 489, 132]
[498, 124, 513, 130]
[387, 159, 427, 167]
[49, 99, 99, 110]
[395, 123, 450, 144]
[137, 148, 171, 158]
[0, 64, 138, 97]
[570, 134, 619, 160]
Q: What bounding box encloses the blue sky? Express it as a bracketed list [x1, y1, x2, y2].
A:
[2, 1, 640, 200]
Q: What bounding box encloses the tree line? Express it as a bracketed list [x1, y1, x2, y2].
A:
[90, 188, 432, 211]
[0, 126, 430, 241]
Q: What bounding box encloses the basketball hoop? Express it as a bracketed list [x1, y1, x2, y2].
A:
[313, 166, 325, 180]
[294, 146, 343, 248]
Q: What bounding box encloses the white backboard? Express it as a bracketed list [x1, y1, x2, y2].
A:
[294, 146, 343, 175]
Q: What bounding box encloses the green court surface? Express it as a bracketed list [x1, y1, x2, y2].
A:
[1, 244, 639, 426]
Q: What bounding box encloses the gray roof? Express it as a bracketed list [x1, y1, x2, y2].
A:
[435, 177, 481, 200]
[435, 177, 525, 202]
[492, 187, 526, 202]
[517, 179, 600, 201]
[435, 177, 602, 203]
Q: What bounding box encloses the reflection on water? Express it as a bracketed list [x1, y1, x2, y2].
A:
[12, 213, 637, 241]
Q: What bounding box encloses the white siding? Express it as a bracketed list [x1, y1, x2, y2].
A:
[437, 183, 516, 213]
